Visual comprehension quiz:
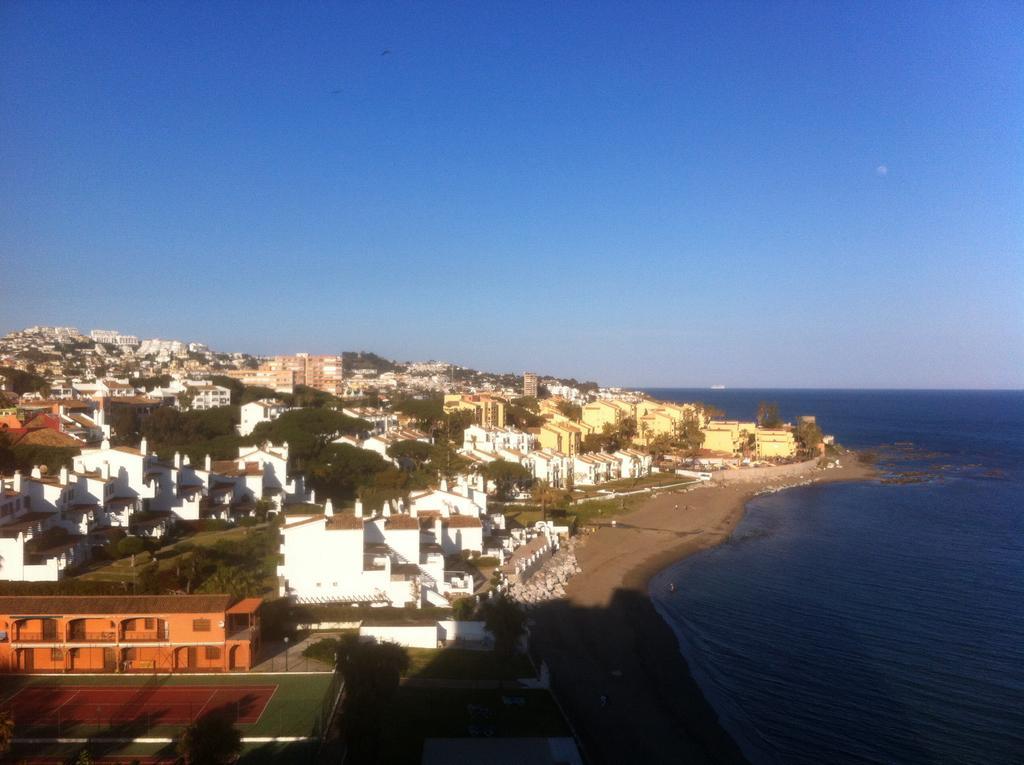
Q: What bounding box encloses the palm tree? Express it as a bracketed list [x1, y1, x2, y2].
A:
[337, 636, 410, 760]
[177, 713, 242, 764]
[530, 479, 563, 523]
[483, 595, 526, 656]
[0, 708, 13, 756]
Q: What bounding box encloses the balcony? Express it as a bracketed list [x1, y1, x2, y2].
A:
[121, 631, 163, 642]
[12, 632, 52, 643]
[67, 631, 117, 642]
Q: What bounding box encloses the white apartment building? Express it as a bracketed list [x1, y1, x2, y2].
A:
[90, 330, 140, 347]
[278, 481, 494, 608]
[182, 381, 231, 410]
[613, 449, 654, 479]
[572, 453, 621, 486]
[462, 425, 537, 455]
[526, 449, 573, 489]
[238, 399, 287, 436]
[0, 440, 309, 582]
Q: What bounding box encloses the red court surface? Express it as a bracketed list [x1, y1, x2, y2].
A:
[8, 684, 277, 727]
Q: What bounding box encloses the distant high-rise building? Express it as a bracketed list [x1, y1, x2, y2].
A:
[267, 353, 344, 395]
[523, 372, 538, 398]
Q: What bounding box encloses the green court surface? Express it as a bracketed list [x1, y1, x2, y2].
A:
[0, 671, 337, 761]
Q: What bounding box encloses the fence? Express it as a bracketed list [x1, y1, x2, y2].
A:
[312, 669, 344, 741]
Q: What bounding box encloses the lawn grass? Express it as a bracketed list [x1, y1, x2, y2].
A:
[77, 524, 265, 585]
[0, 671, 334, 740]
[576, 471, 696, 494]
[375, 687, 570, 763]
[405, 648, 535, 681]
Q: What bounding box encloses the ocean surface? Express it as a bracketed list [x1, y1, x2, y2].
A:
[643, 389, 1024, 765]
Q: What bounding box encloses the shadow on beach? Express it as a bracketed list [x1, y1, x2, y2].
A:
[528, 589, 748, 765]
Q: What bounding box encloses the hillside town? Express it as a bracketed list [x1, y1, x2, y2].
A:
[0, 324, 835, 762]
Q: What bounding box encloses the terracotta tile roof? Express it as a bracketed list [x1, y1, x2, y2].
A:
[9, 428, 80, 448]
[444, 515, 482, 528]
[384, 515, 419, 530]
[326, 514, 364, 530]
[0, 594, 233, 615]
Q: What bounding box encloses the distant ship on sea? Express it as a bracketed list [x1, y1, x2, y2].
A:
[710, 384, 726, 390]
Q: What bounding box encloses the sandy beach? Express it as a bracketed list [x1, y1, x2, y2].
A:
[529, 456, 876, 765]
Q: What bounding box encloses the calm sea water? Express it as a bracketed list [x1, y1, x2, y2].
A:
[643, 389, 1024, 765]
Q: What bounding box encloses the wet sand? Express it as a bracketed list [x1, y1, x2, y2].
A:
[529, 456, 876, 765]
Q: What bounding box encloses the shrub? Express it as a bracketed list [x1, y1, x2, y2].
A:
[452, 597, 476, 621]
[302, 637, 340, 665]
[116, 536, 146, 558]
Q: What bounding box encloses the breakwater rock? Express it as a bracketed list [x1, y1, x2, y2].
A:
[508, 537, 582, 605]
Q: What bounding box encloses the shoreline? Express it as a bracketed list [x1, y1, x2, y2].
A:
[529, 454, 876, 765]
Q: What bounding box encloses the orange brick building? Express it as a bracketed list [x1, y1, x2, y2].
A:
[0, 595, 261, 673]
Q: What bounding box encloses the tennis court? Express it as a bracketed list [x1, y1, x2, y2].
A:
[9, 683, 276, 728]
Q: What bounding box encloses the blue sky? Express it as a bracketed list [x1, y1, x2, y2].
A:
[1, 1, 1021, 388]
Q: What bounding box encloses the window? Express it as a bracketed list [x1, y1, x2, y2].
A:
[144, 618, 155, 630]
[50, 648, 63, 661]
[192, 619, 211, 632]
[205, 646, 221, 660]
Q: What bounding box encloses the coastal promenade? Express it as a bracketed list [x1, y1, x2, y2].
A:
[529, 456, 876, 765]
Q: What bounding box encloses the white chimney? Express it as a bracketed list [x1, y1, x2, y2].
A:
[309, 489, 316, 503]
[59, 466, 69, 485]
[139, 437, 148, 455]
[204, 454, 212, 471]
[12, 470, 22, 492]
[31, 466, 42, 480]
[324, 498, 334, 517]
[101, 463, 111, 480]
[410, 503, 418, 519]
[439, 478, 448, 492]
[354, 499, 364, 518]
[174, 452, 182, 468]
[101, 437, 110, 450]
[382, 500, 392, 518]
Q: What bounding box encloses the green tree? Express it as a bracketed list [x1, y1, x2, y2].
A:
[250, 409, 367, 469]
[452, 596, 476, 621]
[757, 401, 782, 428]
[308, 444, 390, 502]
[199, 566, 263, 599]
[386, 439, 432, 468]
[556, 400, 583, 420]
[530, 479, 567, 521]
[795, 420, 823, 454]
[176, 713, 242, 765]
[337, 636, 410, 760]
[483, 595, 526, 656]
[239, 385, 279, 405]
[481, 460, 532, 501]
[671, 412, 705, 456]
[0, 366, 50, 396]
[616, 416, 638, 443]
[176, 389, 196, 411]
[116, 536, 146, 561]
[646, 432, 675, 461]
[506, 397, 545, 429]
[392, 397, 445, 431]
[0, 708, 13, 756]
[135, 561, 162, 594]
[428, 442, 470, 483]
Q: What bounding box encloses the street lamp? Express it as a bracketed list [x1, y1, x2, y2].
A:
[283, 636, 289, 672]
